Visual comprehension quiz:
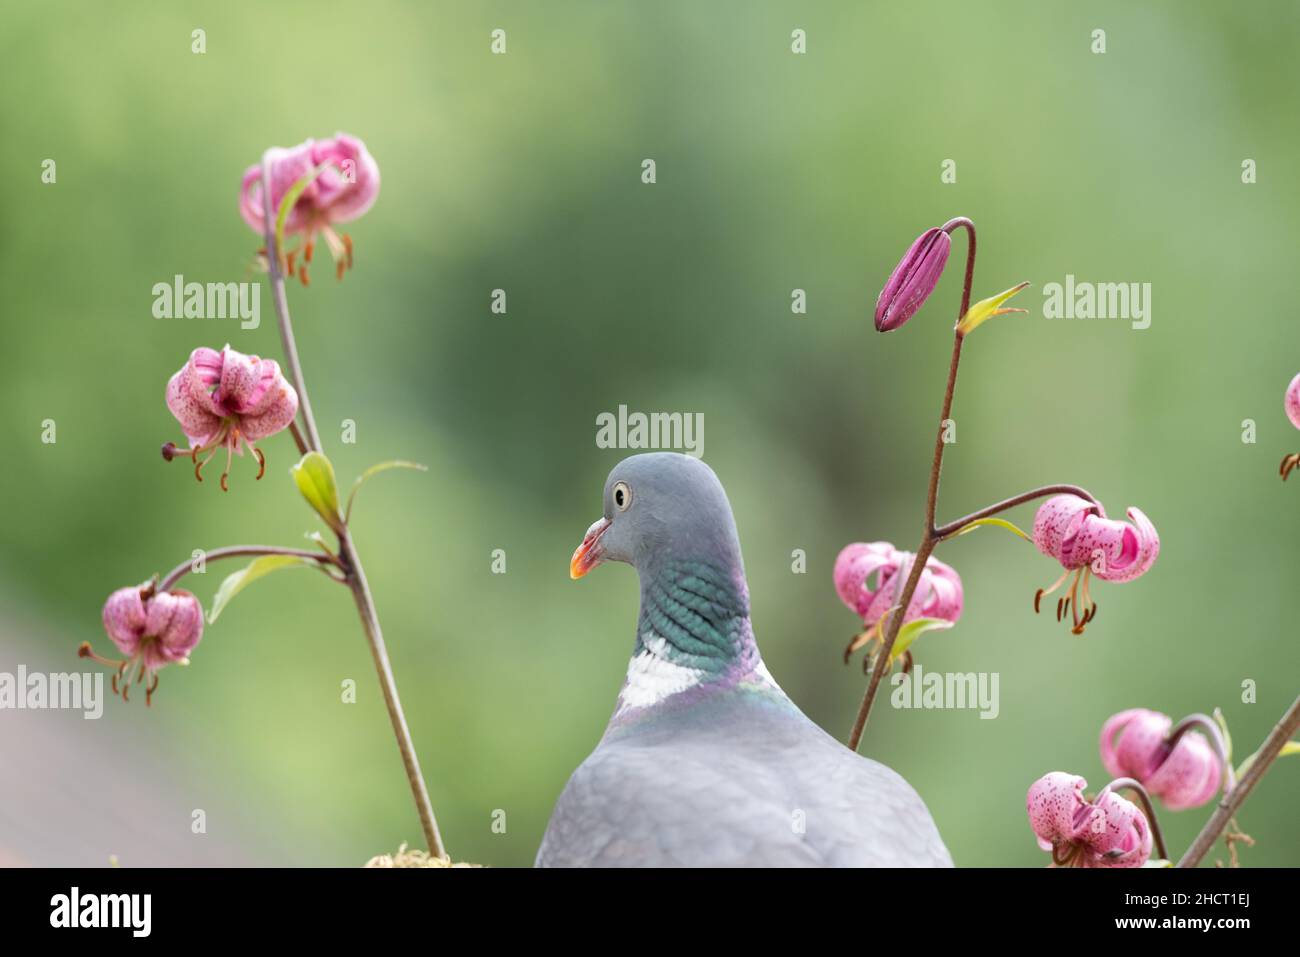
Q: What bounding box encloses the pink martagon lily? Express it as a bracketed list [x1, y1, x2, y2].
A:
[1026, 772, 1153, 868]
[1100, 709, 1223, 811]
[834, 541, 963, 666]
[239, 132, 380, 284]
[1031, 494, 1159, 634]
[80, 582, 204, 705]
[163, 345, 299, 490]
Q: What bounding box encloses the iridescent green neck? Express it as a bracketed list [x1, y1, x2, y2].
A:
[637, 559, 757, 677]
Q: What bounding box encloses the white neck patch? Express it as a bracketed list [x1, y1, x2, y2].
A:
[615, 635, 780, 715]
[615, 635, 705, 715]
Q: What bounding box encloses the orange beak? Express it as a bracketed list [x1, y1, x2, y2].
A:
[570, 517, 611, 579]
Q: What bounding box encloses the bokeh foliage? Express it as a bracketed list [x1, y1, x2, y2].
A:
[1, 1, 1297, 866]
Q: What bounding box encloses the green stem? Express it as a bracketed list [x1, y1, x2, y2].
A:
[158, 545, 338, 593]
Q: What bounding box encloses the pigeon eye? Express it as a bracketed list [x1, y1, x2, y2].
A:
[613, 481, 632, 511]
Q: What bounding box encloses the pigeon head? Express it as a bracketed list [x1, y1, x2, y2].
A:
[570, 453, 744, 582]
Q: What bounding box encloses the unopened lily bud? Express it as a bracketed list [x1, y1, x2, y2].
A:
[874, 227, 951, 332]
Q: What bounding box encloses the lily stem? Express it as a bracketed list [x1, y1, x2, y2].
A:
[935, 484, 1099, 540]
[158, 545, 339, 593]
[260, 154, 447, 859]
[1165, 713, 1237, 792]
[847, 219, 974, 752]
[1178, 695, 1300, 868]
[845, 219, 1101, 751]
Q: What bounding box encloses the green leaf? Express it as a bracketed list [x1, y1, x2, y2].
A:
[1141, 858, 1173, 869]
[889, 617, 954, 664]
[345, 460, 428, 523]
[1234, 740, 1299, 779]
[208, 555, 322, 624]
[274, 161, 335, 260]
[292, 451, 344, 532]
[949, 516, 1030, 541]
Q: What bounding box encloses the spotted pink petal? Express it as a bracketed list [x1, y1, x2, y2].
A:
[1026, 772, 1091, 852]
[143, 589, 204, 665]
[236, 357, 289, 417]
[239, 374, 299, 441]
[102, 584, 149, 656]
[1032, 494, 1100, 565]
[165, 366, 223, 447]
[216, 347, 260, 412]
[1287, 373, 1300, 431]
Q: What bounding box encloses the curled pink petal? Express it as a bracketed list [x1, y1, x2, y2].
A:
[1090, 507, 1159, 583]
[309, 133, 381, 223]
[1086, 789, 1152, 868]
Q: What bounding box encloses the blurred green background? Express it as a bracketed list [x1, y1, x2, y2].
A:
[1, 0, 1297, 867]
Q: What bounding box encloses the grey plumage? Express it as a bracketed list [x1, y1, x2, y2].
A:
[538, 452, 952, 867]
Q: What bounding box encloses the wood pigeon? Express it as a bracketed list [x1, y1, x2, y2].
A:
[537, 452, 953, 867]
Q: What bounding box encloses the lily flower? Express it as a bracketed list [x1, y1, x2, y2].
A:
[1026, 772, 1153, 868]
[1032, 494, 1159, 634]
[1100, 709, 1223, 810]
[81, 581, 204, 705]
[163, 345, 299, 490]
[834, 541, 963, 667]
[239, 132, 380, 284]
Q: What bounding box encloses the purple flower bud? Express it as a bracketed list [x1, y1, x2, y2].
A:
[874, 226, 951, 332]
